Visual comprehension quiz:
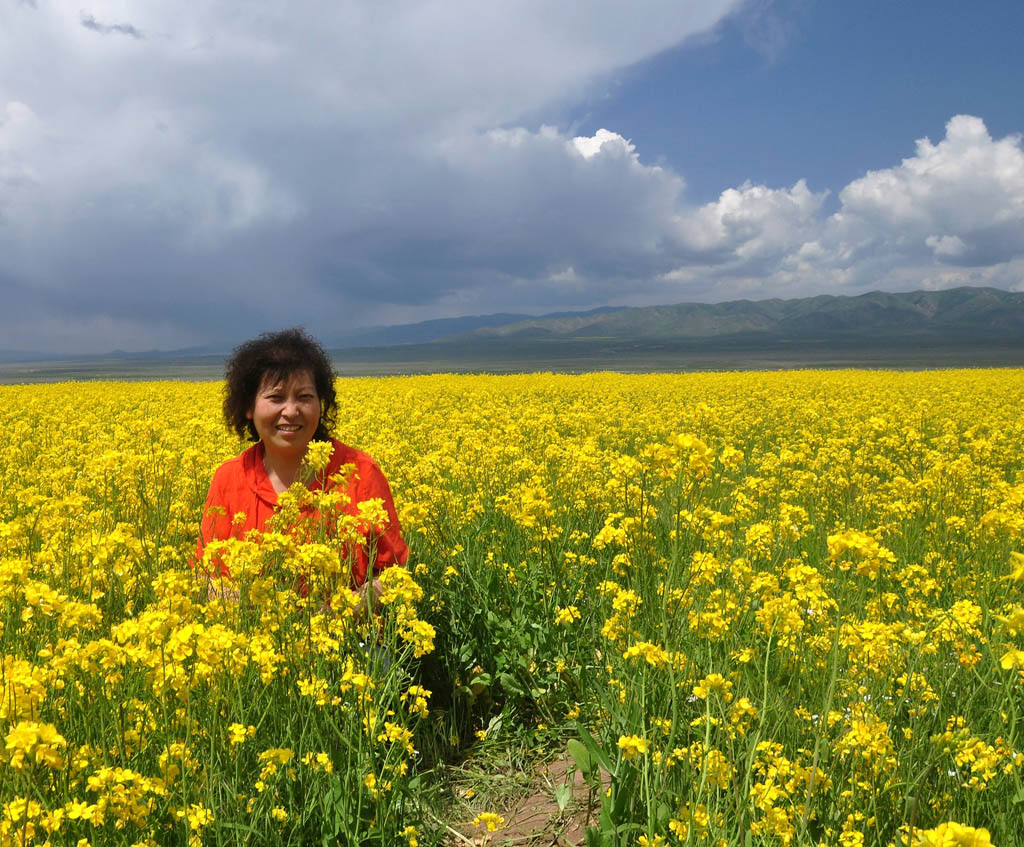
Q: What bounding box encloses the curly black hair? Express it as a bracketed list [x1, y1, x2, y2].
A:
[223, 328, 337, 442]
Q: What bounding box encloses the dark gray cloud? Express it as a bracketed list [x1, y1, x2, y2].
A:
[1, 1, 743, 352]
[80, 12, 144, 39]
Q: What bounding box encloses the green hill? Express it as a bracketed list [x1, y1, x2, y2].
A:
[457, 287, 1024, 343]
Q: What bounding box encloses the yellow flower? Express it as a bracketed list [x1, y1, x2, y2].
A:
[259, 747, 294, 765]
[4, 720, 66, 771]
[623, 641, 668, 667]
[554, 605, 581, 625]
[402, 685, 432, 720]
[362, 772, 391, 799]
[913, 821, 993, 846]
[617, 734, 649, 759]
[473, 812, 505, 832]
[186, 804, 214, 832]
[692, 673, 733, 702]
[65, 800, 96, 821]
[999, 648, 1024, 670]
[995, 605, 1024, 636]
[301, 440, 335, 475]
[377, 721, 415, 754]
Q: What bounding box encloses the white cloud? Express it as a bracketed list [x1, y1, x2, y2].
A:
[673, 179, 827, 262]
[549, 266, 579, 282]
[376, 113, 1022, 313]
[653, 115, 1024, 302]
[926, 234, 968, 259]
[571, 129, 637, 161]
[829, 115, 1024, 267]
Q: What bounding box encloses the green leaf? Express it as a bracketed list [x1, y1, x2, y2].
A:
[567, 738, 594, 778]
[498, 671, 524, 696]
[611, 769, 636, 823]
[554, 781, 573, 812]
[574, 723, 613, 772]
[216, 822, 262, 836]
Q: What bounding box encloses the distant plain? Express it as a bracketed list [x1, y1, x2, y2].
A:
[6, 287, 1024, 383]
[4, 336, 1024, 385]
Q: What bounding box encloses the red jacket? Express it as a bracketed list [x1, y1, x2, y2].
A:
[196, 438, 408, 587]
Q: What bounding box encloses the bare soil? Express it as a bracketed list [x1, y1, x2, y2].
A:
[451, 757, 608, 847]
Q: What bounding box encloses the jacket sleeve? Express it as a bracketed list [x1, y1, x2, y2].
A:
[360, 459, 410, 578]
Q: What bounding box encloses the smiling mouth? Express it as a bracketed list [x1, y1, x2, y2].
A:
[276, 424, 302, 432]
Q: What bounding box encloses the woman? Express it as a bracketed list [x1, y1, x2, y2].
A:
[195, 328, 408, 606]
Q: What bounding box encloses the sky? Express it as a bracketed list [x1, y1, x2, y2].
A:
[2, 0, 1023, 354]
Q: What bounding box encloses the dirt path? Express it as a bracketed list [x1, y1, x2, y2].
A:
[452, 757, 605, 847]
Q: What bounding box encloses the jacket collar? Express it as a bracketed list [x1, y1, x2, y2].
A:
[242, 439, 351, 506]
[242, 442, 278, 506]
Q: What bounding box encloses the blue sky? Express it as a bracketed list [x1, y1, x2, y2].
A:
[578, 0, 1024, 203]
[1, 1, 1023, 353]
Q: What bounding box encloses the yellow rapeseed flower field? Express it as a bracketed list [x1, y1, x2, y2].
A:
[0, 370, 1021, 846]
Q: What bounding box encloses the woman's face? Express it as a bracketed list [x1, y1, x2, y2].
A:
[247, 369, 321, 457]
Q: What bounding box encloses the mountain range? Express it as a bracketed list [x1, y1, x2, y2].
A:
[443, 286, 1024, 345]
[2, 286, 1022, 365]
[321, 306, 624, 348]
